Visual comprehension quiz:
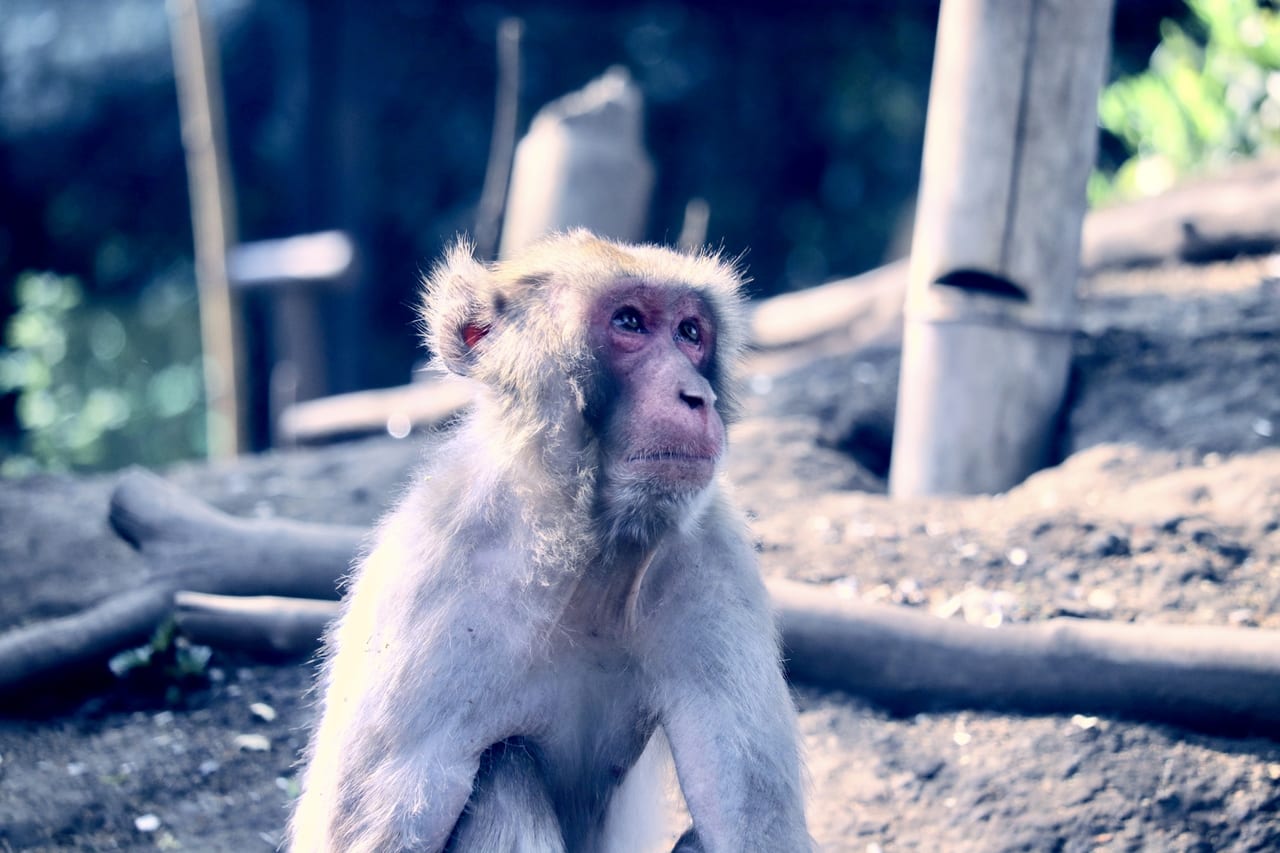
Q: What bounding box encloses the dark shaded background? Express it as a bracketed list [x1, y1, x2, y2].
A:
[0, 0, 1181, 455]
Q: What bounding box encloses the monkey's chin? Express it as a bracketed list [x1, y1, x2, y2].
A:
[598, 478, 713, 548]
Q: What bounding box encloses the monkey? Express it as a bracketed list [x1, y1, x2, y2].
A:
[287, 231, 811, 852]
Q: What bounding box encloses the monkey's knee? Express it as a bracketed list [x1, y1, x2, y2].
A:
[671, 826, 704, 852]
[447, 741, 565, 853]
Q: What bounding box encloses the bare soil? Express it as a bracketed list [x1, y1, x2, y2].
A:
[1, 257, 1278, 851]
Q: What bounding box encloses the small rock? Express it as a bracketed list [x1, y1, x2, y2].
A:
[276, 776, 302, 798]
[249, 702, 277, 723]
[910, 757, 945, 781]
[1050, 601, 1089, 619]
[134, 814, 161, 833]
[1087, 588, 1117, 611]
[893, 578, 924, 606]
[1179, 560, 1222, 584]
[1228, 789, 1254, 821]
[234, 733, 271, 752]
[1084, 529, 1130, 558]
[198, 759, 220, 776]
[1228, 609, 1256, 626]
[935, 594, 963, 620]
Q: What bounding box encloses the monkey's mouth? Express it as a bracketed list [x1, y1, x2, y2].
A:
[626, 450, 716, 464]
[622, 448, 718, 489]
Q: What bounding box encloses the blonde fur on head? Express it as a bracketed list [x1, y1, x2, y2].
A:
[419, 230, 750, 423]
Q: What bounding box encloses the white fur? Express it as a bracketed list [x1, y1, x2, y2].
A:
[601, 731, 681, 853]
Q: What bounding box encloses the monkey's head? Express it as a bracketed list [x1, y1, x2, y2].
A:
[421, 231, 748, 542]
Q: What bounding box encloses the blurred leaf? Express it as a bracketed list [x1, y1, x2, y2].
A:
[2, 267, 206, 474]
[1094, 0, 1280, 202]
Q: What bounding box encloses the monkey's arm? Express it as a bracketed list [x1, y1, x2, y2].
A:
[642, 523, 811, 852]
[292, 539, 534, 853]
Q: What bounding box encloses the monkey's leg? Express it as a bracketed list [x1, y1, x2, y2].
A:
[447, 740, 565, 853]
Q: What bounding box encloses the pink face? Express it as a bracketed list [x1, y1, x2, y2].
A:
[587, 282, 725, 493]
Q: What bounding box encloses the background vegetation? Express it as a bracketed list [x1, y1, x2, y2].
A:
[1, 0, 1239, 475]
[1093, 0, 1280, 202]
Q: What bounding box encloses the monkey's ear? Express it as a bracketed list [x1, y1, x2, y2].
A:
[420, 240, 500, 377]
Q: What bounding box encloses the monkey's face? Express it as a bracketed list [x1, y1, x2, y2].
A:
[587, 281, 725, 497]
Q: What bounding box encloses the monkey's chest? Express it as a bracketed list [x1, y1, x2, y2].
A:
[528, 642, 654, 814]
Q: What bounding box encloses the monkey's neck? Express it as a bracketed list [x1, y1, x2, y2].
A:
[561, 539, 660, 638]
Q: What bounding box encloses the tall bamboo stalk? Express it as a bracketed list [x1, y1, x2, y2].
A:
[167, 0, 248, 458]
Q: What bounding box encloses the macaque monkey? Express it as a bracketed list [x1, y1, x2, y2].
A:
[288, 231, 810, 852]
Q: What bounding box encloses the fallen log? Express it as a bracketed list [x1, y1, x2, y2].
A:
[0, 469, 360, 698]
[172, 581, 1280, 738]
[772, 580, 1280, 736]
[175, 591, 338, 658]
[4, 470, 1279, 738]
[0, 587, 175, 695]
[1081, 155, 1280, 271]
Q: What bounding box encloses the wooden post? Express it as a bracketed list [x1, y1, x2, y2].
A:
[889, 0, 1115, 497]
[474, 18, 524, 262]
[167, 0, 248, 458]
[498, 67, 654, 258]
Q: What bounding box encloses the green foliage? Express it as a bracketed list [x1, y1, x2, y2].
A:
[1092, 0, 1280, 204]
[109, 619, 213, 704]
[0, 269, 207, 475]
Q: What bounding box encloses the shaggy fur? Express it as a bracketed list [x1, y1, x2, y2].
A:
[288, 232, 809, 852]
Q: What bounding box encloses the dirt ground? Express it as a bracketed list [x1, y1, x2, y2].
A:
[0, 256, 1278, 851]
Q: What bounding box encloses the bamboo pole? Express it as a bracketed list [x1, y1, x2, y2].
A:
[890, 0, 1115, 496]
[167, 0, 249, 458]
[474, 18, 524, 262]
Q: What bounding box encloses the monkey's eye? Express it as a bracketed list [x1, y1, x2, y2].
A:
[612, 307, 645, 333]
[676, 318, 702, 345]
